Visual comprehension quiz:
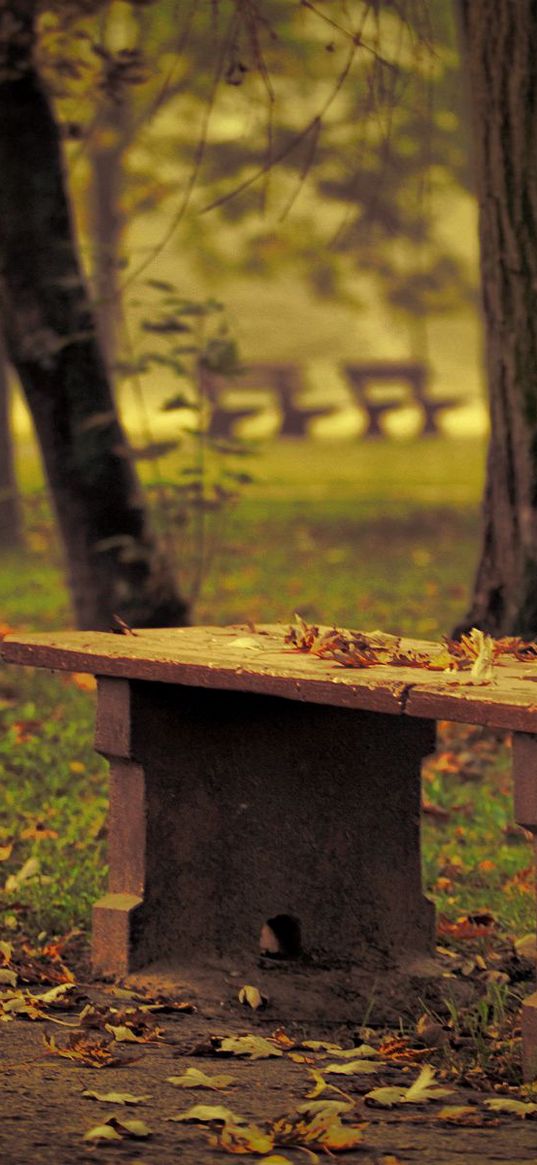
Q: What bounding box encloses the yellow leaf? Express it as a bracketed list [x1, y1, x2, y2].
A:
[366, 1065, 453, 1107]
[436, 1105, 479, 1123]
[261, 1158, 295, 1164]
[217, 1034, 282, 1059]
[0, 940, 13, 963]
[303, 1041, 380, 1058]
[325, 1059, 381, 1075]
[484, 1098, 537, 1117]
[105, 1024, 143, 1042]
[109, 1116, 151, 1137]
[404, 1064, 453, 1103]
[167, 1068, 236, 1091]
[83, 1124, 122, 1143]
[81, 1090, 150, 1105]
[238, 984, 267, 1010]
[297, 1100, 355, 1117]
[169, 1104, 246, 1125]
[211, 1123, 275, 1154]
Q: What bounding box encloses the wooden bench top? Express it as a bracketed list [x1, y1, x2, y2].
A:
[4, 624, 537, 732]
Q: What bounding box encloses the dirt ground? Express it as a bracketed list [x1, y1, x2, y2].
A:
[2, 953, 537, 1165]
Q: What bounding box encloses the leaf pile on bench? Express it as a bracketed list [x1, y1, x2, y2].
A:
[285, 615, 537, 674]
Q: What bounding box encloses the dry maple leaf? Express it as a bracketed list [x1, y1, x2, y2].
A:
[437, 913, 496, 941]
[208, 1122, 275, 1154]
[272, 1107, 367, 1153]
[105, 1021, 165, 1043]
[378, 1036, 430, 1063]
[44, 1031, 138, 1068]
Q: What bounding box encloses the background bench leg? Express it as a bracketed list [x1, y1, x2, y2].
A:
[512, 733, 537, 1079]
[91, 677, 436, 984]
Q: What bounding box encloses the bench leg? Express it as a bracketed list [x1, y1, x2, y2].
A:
[512, 733, 537, 1079]
[91, 677, 436, 983]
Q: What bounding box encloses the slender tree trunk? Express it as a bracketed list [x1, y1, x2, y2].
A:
[0, 4, 189, 630]
[458, 0, 537, 636]
[0, 342, 23, 551]
[88, 103, 129, 373]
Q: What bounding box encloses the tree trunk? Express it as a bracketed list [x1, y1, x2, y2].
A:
[88, 102, 130, 373]
[0, 6, 189, 630]
[0, 342, 23, 551]
[458, 0, 537, 636]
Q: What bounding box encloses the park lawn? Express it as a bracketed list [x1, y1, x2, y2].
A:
[0, 435, 533, 956]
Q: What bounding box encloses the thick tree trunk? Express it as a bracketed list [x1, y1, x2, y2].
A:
[0, 344, 23, 551]
[459, 0, 537, 636]
[0, 8, 188, 630]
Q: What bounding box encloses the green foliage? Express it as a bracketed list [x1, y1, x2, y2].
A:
[38, 0, 474, 320]
[123, 287, 254, 606]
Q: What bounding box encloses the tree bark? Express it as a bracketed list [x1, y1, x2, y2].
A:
[0, 4, 189, 630]
[459, 0, 537, 636]
[88, 101, 130, 373]
[0, 341, 23, 551]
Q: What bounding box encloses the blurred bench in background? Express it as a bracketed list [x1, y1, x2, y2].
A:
[203, 362, 339, 438]
[202, 360, 466, 439]
[341, 361, 462, 438]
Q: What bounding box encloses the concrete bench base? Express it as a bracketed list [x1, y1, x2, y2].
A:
[92, 678, 436, 981]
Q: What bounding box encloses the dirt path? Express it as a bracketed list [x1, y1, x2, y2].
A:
[2, 975, 537, 1165]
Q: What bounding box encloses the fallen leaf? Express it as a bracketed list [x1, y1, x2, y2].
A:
[0, 940, 13, 963]
[209, 1122, 275, 1154]
[0, 969, 17, 988]
[273, 1106, 367, 1153]
[297, 1100, 355, 1117]
[238, 984, 267, 1010]
[44, 1031, 137, 1068]
[0, 843, 13, 862]
[484, 1098, 537, 1118]
[303, 1041, 380, 1058]
[167, 1068, 236, 1091]
[365, 1065, 453, 1107]
[108, 1116, 151, 1137]
[259, 1158, 294, 1164]
[216, 1034, 283, 1059]
[169, 1104, 247, 1125]
[436, 1105, 480, 1123]
[37, 983, 77, 1006]
[270, 1028, 296, 1050]
[515, 934, 536, 959]
[105, 1022, 164, 1043]
[81, 1090, 151, 1105]
[83, 1124, 122, 1143]
[325, 1059, 381, 1075]
[83, 1115, 151, 1141]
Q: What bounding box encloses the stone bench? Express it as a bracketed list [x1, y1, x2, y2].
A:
[202, 363, 341, 437]
[341, 361, 464, 437]
[3, 625, 537, 1074]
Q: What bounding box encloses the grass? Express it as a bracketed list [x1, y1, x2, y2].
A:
[0, 434, 534, 953]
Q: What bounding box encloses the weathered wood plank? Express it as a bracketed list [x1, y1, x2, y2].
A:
[4, 624, 537, 728]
